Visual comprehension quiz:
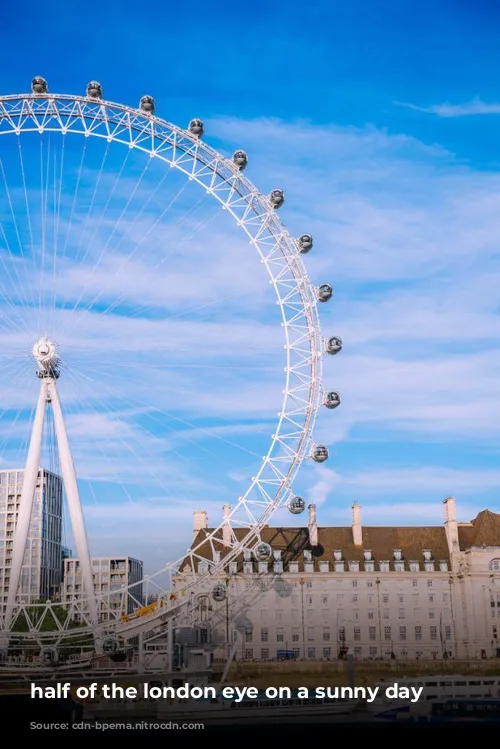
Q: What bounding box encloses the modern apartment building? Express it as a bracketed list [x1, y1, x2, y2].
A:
[0, 467, 63, 606]
[62, 556, 144, 621]
[176, 497, 500, 661]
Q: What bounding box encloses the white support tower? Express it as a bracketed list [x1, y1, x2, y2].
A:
[5, 338, 97, 628]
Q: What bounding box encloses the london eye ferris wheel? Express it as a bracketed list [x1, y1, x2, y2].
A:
[0, 77, 342, 660]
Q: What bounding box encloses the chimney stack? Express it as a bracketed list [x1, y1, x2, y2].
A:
[443, 496, 459, 552]
[193, 510, 208, 541]
[222, 504, 231, 547]
[352, 502, 362, 546]
[308, 503, 318, 547]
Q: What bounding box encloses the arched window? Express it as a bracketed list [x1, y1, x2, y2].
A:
[489, 559, 500, 571]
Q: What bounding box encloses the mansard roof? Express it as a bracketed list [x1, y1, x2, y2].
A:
[183, 524, 450, 573]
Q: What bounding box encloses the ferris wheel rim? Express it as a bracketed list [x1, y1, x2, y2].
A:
[0, 89, 328, 642]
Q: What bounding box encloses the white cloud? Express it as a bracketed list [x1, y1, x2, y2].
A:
[395, 99, 500, 117]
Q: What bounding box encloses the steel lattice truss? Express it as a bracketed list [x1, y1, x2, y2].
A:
[0, 90, 337, 650]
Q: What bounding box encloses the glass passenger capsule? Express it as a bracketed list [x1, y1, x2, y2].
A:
[287, 495, 306, 514]
[139, 95, 155, 114]
[298, 234, 313, 253]
[232, 150, 248, 170]
[317, 283, 333, 302]
[86, 80, 103, 99]
[32, 77, 48, 94]
[326, 336, 342, 355]
[102, 637, 119, 654]
[311, 444, 329, 463]
[324, 391, 341, 409]
[254, 542, 273, 561]
[211, 584, 227, 602]
[269, 189, 284, 209]
[189, 118, 204, 137]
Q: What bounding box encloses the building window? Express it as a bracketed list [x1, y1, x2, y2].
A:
[323, 647, 332, 659]
[354, 627, 361, 641]
[352, 580, 358, 588]
[383, 609, 390, 619]
[490, 560, 500, 572]
[369, 646, 377, 656]
[321, 595, 329, 605]
[307, 627, 314, 641]
[399, 627, 406, 641]
[412, 580, 418, 587]
[382, 594, 389, 604]
[338, 627, 346, 642]
[398, 609, 405, 619]
[430, 626, 437, 641]
[368, 611, 374, 620]
[261, 629, 268, 642]
[261, 648, 269, 659]
[277, 628, 284, 642]
[369, 627, 376, 641]
[245, 628, 252, 642]
[427, 580, 433, 587]
[292, 628, 300, 642]
[307, 647, 316, 658]
[354, 647, 362, 657]
[323, 628, 330, 641]
[244, 649, 253, 659]
[429, 610, 435, 619]
[445, 626, 451, 640]
[415, 626, 422, 641]
[367, 580, 373, 588]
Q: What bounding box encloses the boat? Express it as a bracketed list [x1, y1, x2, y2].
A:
[366, 674, 500, 713]
[157, 690, 359, 723]
[375, 698, 500, 723]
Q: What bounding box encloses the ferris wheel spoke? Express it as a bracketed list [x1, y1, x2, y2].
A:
[16, 138, 36, 283]
[63, 364, 258, 504]
[66, 146, 133, 316]
[62, 354, 278, 454]
[55, 138, 88, 290]
[69, 361, 267, 460]
[61, 367, 203, 506]
[48, 130, 66, 335]
[64, 184, 210, 336]
[59, 379, 182, 511]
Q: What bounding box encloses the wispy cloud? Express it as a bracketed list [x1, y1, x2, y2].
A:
[395, 98, 500, 118]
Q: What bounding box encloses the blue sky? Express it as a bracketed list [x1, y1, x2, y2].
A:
[1, 0, 500, 572]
